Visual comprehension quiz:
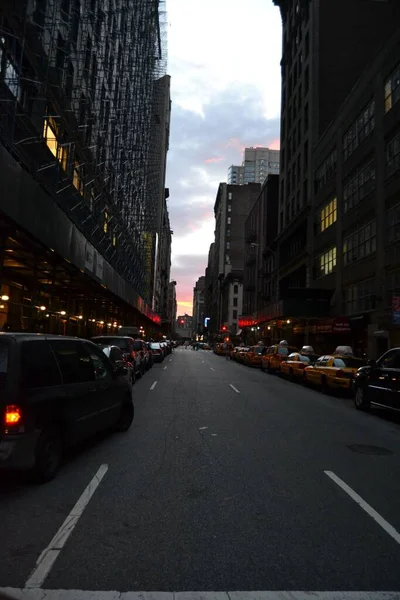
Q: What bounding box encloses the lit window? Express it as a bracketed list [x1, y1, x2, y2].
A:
[112, 233, 117, 246]
[227, 216, 231, 224]
[315, 247, 336, 278]
[73, 161, 83, 195]
[384, 64, 400, 113]
[103, 211, 108, 233]
[316, 197, 337, 233]
[43, 116, 69, 171]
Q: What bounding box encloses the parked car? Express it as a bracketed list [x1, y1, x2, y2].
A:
[354, 347, 400, 412]
[0, 333, 134, 482]
[98, 344, 133, 382]
[150, 342, 164, 362]
[91, 336, 144, 378]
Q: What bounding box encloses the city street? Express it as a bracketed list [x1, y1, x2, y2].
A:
[2, 348, 400, 599]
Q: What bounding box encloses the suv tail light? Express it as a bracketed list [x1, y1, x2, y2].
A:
[5, 405, 22, 426]
[336, 369, 352, 379]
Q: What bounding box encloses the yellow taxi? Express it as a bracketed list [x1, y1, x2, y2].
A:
[261, 340, 298, 373]
[303, 346, 366, 392]
[280, 346, 319, 380]
[237, 347, 250, 363]
[244, 345, 265, 367]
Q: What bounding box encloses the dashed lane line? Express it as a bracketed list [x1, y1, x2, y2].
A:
[150, 381, 158, 390]
[325, 470, 400, 546]
[229, 384, 240, 394]
[24, 464, 108, 589]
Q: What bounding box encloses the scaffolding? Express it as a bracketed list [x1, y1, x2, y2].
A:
[0, 0, 168, 303]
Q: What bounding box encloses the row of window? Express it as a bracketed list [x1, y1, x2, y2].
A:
[343, 221, 376, 266]
[343, 160, 375, 213]
[315, 149, 337, 191]
[344, 278, 375, 316]
[343, 100, 375, 161]
[316, 197, 337, 234]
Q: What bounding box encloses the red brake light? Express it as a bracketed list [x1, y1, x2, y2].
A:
[5, 405, 22, 426]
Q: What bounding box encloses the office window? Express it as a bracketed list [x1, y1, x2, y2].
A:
[233, 310, 238, 320]
[227, 205, 232, 213]
[343, 221, 376, 266]
[344, 279, 375, 315]
[226, 229, 231, 237]
[228, 192, 233, 200]
[315, 149, 337, 191]
[72, 160, 84, 195]
[233, 298, 238, 307]
[103, 210, 109, 233]
[227, 216, 231, 224]
[43, 116, 69, 171]
[386, 131, 400, 178]
[344, 160, 375, 213]
[226, 242, 230, 249]
[343, 100, 375, 160]
[387, 203, 400, 243]
[316, 197, 337, 233]
[386, 269, 400, 307]
[234, 284, 238, 294]
[384, 64, 400, 113]
[314, 247, 336, 278]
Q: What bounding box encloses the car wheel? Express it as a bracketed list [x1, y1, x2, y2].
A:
[355, 386, 370, 411]
[115, 401, 134, 432]
[33, 425, 63, 483]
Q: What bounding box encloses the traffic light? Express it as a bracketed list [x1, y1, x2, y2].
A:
[221, 325, 227, 332]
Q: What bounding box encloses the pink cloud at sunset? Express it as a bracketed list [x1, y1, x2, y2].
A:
[204, 157, 224, 164]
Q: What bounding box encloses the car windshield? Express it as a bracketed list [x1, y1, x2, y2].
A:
[151, 343, 161, 349]
[0, 341, 8, 390]
[278, 347, 289, 355]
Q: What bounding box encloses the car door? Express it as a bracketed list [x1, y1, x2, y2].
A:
[49, 339, 97, 443]
[371, 349, 400, 410]
[84, 342, 125, 429]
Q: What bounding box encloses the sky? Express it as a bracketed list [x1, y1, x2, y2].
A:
[166, 0, 283, 316]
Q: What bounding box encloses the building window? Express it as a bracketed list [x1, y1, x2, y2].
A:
[386, 131, 400, 178]
[226, 242, 230, 249]
[315, 149, 337, 192]
[314, 247, 336, 278]
[103, 211, 108, 233]
[112, 233, 117, 247]
[233, 297, 238, 307]
[343, 100, 375, 160]
[387, 203, 400, 243]
[234, 284, 238, 294]
[227, 216, 231, 225]
[386, 269, 400, 307]
[227, 205, 232, 213]
[316, 197, 337, 233]
[344, 278, 375, 315]
[72, 161, 84, 195]
[43, 116, 69, 170]
[344, 159, 375, 213]
[384, 64, 400, 113]
[343, 221, 376, 266]
[228, 192, 233, 200]
[233, 310, 238, 320]
[226, 229, 231, 237]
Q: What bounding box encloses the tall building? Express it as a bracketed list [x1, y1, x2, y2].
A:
[212, 183, 261, 335]
[155, 190, 173, 323]
[177, 314, 193, 330]
[273, 0, 400, 298]
[166, 280, 177, 338]
[228, 147, 280, 185]
[193, 276, 206, 335]
[311, 27, 400, 356]
[0, 0, 167, 335]
[147, 75, 172, 310]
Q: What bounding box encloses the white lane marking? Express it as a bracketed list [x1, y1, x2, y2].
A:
[199, 426, 208, 430]
[150, 381, 158, 390]
[325, 470, 400, 546]
[229, 384, 240, 394]
[169, 359, 172, 362]
[210, 367, 215, 371]
[164, 366, 167, 370]
[25, 464, 108, 589]
[3, 590, 400, 600]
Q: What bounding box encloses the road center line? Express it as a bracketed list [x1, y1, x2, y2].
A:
[210, 367, 215, 371]
[25, 463, 108, 589]
[150, 381, 158, 390]
[163, 366, 167, 370]
[325, 470, 400, 546]
[229, 384, 240, 394]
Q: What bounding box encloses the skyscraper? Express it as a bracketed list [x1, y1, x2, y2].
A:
[228, 147, 280, 185]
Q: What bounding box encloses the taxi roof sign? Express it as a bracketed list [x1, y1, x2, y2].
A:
[301, 345, 315, 354]
[334, 345, 353, 356]
[279, 339, 289, 346]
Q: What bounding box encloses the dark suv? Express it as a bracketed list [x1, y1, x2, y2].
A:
[0, 333, 134, 482]
[91, 336, 145, 378]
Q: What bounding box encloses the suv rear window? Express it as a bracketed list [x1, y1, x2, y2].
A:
[0, 341, 8, 390]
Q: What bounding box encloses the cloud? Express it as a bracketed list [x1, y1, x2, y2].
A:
[165, 0, 282, 311]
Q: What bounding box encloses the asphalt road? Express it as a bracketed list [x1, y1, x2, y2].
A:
[2, 347, 400, 599]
